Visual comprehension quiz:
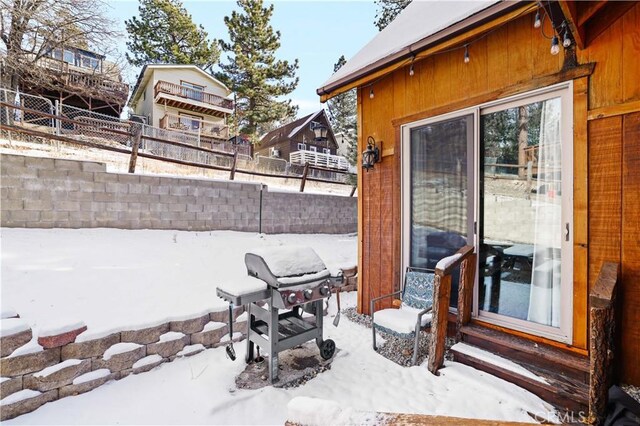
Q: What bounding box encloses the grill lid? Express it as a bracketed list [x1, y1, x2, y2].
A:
[245, 246, 329, 288]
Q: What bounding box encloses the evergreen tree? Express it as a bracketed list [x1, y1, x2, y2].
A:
[326, 55, 357, 168]
[218, 0, 299, 140]
[125, 0, 219, 70]
[374, 0, 411, 31]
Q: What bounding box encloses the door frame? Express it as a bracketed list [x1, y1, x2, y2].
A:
[400, 81, 574, 343]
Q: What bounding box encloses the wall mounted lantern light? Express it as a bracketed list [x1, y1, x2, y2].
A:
[362, 136, 381, 172]
[310, 121, 328, 142]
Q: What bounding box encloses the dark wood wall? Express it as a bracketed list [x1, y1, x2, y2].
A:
[356, 4, 640, 384]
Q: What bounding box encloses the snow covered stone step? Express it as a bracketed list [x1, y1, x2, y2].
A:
[0, 389, 58, 421]
[132, 355, 164, 374]
[0, 376, 22, 400]
[191, 322, 228, 348]
[37, 320, 87, 349]
[23, 359, 91, 392]
[176, 344, 205, 358]
[93, 343, 145, 372]
[146, 332, 189, 358]
[210, 305, 244, 323]
[0, 319, 33, 357]
[58, 369, 115, 399]
[0, 306, 19, 319]
[215, 332, 244, 347]
[0, 347, 60, 377]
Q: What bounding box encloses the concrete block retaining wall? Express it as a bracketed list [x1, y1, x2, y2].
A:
[0, 308, 247, 420]
[0, 154, 356, 234]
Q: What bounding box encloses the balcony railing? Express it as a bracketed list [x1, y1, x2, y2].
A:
[289, 150, 350, 170]
[159, 113, 229, 140]
[35, 56, 129, 99]
[154, 81, 233, 111]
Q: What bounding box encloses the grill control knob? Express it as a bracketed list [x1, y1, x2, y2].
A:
[287, 293, 297, 305]
[303, 289, 313, 300]
[319, 286, 329, 296]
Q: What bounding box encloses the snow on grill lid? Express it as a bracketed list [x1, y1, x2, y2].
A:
[249, 246, 326, 277]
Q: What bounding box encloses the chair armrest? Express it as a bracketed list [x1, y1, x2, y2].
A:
[416, 306, 433, 320]
[370, 291, 402, 316]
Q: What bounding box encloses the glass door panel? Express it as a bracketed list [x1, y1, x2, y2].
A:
[479, 97, 563, 327]
[408, 114, 472, 307]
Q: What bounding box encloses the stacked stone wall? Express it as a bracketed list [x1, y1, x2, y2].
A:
[0, 154, 357, 234]
[0, 308, 246, 421]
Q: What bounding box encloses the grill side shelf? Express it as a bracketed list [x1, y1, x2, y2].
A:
[216, 287, 270, 305]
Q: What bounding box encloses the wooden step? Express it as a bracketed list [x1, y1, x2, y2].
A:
[460, 324, 589, 384]
[451, 342, 589, 413]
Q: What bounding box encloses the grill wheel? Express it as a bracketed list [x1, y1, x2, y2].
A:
[319, 339, 336, 360]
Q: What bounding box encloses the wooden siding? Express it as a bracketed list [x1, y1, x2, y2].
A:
[355, 4, 640, 384]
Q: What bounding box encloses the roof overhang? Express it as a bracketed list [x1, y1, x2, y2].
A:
[317, 1, 533, 102]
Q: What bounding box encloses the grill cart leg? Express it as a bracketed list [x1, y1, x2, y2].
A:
[225, 305, 236, 361]
[268, 306, 279, 383]
[245, 303, 254, 363]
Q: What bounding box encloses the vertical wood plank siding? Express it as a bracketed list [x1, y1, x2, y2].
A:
[356, 4, 640, 383]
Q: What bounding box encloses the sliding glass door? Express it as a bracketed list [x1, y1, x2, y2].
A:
[478, 88, 573, 341]
[403, 113, 474, 307]
[403, 84, 573, 341]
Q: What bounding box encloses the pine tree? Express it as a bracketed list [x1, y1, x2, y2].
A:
[326, 56, 357, 169]
[218, 0, 299, 141]
[374, 0, 411, 31]
[125, 0, 219, 70]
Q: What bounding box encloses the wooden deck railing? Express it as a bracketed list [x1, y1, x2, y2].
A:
[159, 113, 230, 140]
[427, 245, 476, 375]
[588, 262, 619, 425]
[154, 81, 234, 111]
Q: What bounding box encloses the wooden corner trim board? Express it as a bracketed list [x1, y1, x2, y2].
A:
[391, 63, 596, 128]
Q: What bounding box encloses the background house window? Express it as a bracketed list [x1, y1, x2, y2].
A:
[298, 143, 306, 150]
[180, 81, 205, 102]
[63, 50, 75, 64]
[309, 146, 317, 152]
[323, 148, 331, 154]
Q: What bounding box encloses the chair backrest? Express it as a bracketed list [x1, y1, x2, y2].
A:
[402, 267, 435, 310]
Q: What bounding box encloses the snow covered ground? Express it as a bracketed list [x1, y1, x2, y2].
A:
[0, 229, 557, 424]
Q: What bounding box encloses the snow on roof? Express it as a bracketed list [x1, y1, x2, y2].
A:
[288, 110, 323, 138]
[319, 0, 499, 94]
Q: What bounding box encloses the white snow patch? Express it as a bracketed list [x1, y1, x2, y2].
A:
[33, 359, 82, 378]
[159, 332, 185, 343]
[249, 246, 326, 277]
[0, 377, 9, 383]
[72, 369, 110, 385]
[217, 275, 267, 297]
[451, 343, 548, 384]
[0, 318, 30, 336]
[436, 253, 462, 271]
[132, 355, 163, 369]
[38, 319, 86, 337]
[0, 389, 41, 406]
[287, 397, 380, 426]
[277, 269, 330, 285]
[202, 321, 226, 332]
[235, 312, 248, 322]
[374, 307, 431, 335]
[1, 306, 18, 319]
[177, 344, 205, 357]
[7, 336, 43, 358]
[103, 343, 143, 361]
[220, 332, 242, 343]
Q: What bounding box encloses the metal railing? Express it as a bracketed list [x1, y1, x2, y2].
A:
[154, 81, 234, 111]
[159, 113, 229, 140]
[289, 150, 350, 170]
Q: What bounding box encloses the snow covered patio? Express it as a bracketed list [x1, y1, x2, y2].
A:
[1, 229, 557, 424]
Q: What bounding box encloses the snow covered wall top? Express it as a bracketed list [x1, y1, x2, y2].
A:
[319, 0, 498, 92]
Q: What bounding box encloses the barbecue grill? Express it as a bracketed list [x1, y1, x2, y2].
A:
[216, 246, 339, 383]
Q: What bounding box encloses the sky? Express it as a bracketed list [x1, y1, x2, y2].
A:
[106, 0, 379, 118]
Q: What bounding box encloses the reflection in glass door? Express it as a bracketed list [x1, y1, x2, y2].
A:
[406, 114, 473, 307]
[479, 94, 569, 331]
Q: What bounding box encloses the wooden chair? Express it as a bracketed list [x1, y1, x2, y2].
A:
[371, 267, 435, 366]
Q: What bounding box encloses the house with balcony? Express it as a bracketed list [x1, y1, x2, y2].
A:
[21, 45, 129, 117]
[256, 109, 349, 170]
[128, 64, 237, 151]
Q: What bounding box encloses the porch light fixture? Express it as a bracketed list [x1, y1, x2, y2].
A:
[534, 10, 541, 28]
[310, 121, 328, 142]
[362, 136, 381, 172]
[464, 45, 470, 64]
